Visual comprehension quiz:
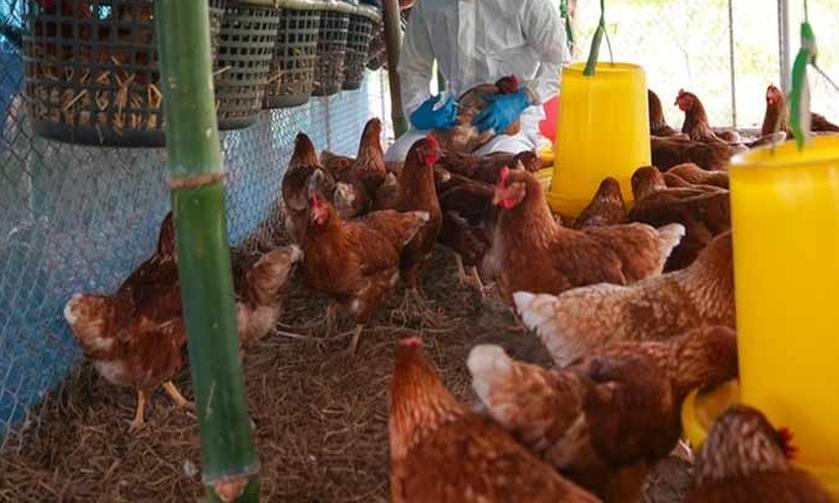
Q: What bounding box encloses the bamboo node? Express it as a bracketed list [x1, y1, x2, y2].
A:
[168, 172, 227, 190]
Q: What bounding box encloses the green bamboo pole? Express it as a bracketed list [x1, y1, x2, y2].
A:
[154, 1, 259, 502]
[383, 0, 408, 136]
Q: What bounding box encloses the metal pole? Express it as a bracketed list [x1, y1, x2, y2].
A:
[779, 0, 792, 93]
[383, 0, 407, 136]
[727, 0, 737, 127]
[154, 1, 259, 502]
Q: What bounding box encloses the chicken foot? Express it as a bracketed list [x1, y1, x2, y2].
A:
[162, 381, 194, 410]
[454, 254, 493, 298]
[129, 388, 149, 433]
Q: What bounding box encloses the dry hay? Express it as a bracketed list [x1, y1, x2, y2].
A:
[0, 245, 551, 501]
[0, 235, 690, 501]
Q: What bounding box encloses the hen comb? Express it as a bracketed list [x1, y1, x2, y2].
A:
[508, 74, 519, 90]
[310, 192, 322, 208]
[400, 336, 423, 347]
[498, 166, 511, 187]
[424, 133, 440, 151]
[776, 427, 798, 460]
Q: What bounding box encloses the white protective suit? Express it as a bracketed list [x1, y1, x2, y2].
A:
[384, 0, 571, 162]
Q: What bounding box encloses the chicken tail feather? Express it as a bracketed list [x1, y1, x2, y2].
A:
[64, 293, 117, 353]
[246, 244, 303, 304]
[655, 223, 686, 262]
[467, 344, 513, 407]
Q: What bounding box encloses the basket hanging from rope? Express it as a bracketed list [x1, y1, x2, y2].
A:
[312, 0, 352, 97]
[264, 0, 322, 109]
[214, 0, 280, 130]
[21, 0, 223, 147]
[342, 3, 378, 90]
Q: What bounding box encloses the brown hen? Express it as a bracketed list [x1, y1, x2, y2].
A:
[282, 132, 336, 242]
[676, 90, 740, 144]
[515, 231, 734, 366]
[433, 75, 526, 154]
[648, 90, 683, 138]
[469, 326, 738, 502]
[390, 337, 598, 503]
[630, 166, 730, 270]
[484, 167, 684, 305]
[651, 136, 734, 172]
[331, 118, 388, 218]
[667, 162, 729, 189]
[64, 213, 188, 432]
[688, 405, 832, 503]
[300, 194, 428, 354]
[572, 177, 628, 229]
[391, 136, 443, 292]
[762, 83, 839, 138]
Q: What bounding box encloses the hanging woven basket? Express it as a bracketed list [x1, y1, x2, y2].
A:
[312, 0, 352, 97]
[22, 0, 223, 147]
[341, 3, 379, 90]
[214, 0, 280, 130]
[366, 19, 384, 71]
[264, 0, 322, 109]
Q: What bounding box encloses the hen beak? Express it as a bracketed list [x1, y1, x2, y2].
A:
[491, 188, 504, 206]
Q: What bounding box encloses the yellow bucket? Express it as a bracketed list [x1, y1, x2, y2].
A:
[681, 380, 740, 448]
[547, 62, 651, 216]
[730, 135, 839, 497]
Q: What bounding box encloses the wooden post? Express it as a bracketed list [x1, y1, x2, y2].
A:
[383, 0, 407, 136]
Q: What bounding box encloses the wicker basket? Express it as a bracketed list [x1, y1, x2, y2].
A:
[312, 0, 351, 97]
[215, 1, 280, 130]
[366, 20, 384, 71]
[341, 4, 378, 90]
[264, 0, 322, 109]
[22, 1, 223, 147]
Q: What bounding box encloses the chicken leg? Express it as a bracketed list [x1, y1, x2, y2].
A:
[348, 323, 364, 356]
[454, 254, 489, 298]
[129, 388, 148, 433]
[162, 381, 194, 410]
[324, 302, 338, 336]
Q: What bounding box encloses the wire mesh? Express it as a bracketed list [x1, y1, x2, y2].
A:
[572, 0, 839, 129]
[264, 6, 320, 109]
[0, 0, 390, 449]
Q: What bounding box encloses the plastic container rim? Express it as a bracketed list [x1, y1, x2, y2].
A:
[562, 61, 644, 76]
[731, 134, 839, 171]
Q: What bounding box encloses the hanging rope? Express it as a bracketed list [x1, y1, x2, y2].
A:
[727, 0, 737, 127]
[789, 1, 815, 149]
[583, 0, 614, 76]
[560, 0, 575, 54]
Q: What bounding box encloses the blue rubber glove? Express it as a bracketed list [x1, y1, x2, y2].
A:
[410, 94, 457, 131]
[473, 89, 532, 134]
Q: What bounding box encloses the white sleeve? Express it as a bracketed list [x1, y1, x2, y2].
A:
[397, 2, 435, 119]
[520, 0, 570, 105]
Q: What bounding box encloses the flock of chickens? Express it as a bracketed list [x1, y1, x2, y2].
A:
[60, 80, 839, 502]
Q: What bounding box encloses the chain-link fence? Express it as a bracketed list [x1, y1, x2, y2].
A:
[0, 0, 391, 448]
[572, 0, 839, 129]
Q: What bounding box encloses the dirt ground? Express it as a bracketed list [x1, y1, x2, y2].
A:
[0, 247, 691, 502]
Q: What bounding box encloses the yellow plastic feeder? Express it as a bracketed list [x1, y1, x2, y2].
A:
[547, 62, 650, 216]
[730, 135, 839, 497]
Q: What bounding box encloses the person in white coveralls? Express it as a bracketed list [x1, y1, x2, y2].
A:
[384, 0, 571, 161]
